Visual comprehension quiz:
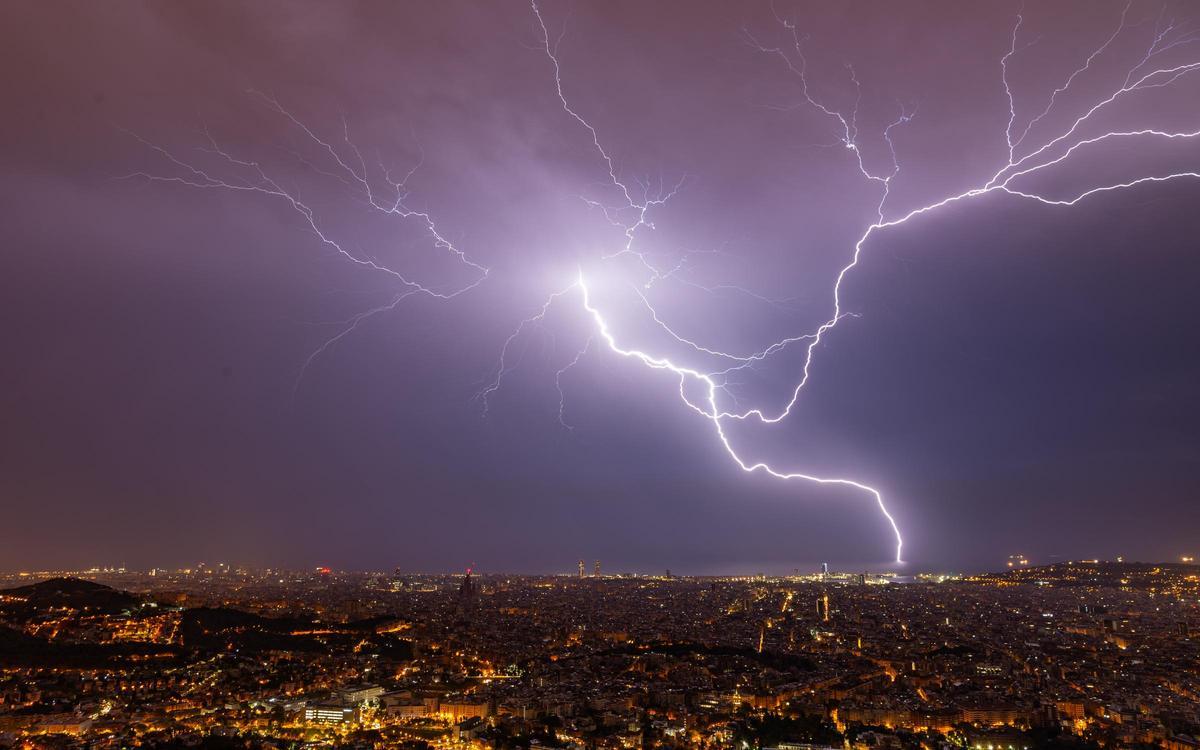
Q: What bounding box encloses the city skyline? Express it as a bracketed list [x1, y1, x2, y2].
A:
[0, 561, 1197, 747]
[2, 556, 1199, 580]
[3, 0, 1200, 573]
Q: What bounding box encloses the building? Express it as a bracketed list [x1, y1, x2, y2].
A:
[339, 684, 385, 706]
[387, 703, 428, 719]
[438, 700, 490, 722]
[305, 704, 354, 724]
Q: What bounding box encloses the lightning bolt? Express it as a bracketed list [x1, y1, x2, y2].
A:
[576, 273, 906, 562]
[498, 0, 1200, 565]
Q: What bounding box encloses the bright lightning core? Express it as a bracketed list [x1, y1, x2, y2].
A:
[131, 2, 1200, 567]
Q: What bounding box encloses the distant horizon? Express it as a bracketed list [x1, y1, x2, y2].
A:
[3, 556, 1196, 581]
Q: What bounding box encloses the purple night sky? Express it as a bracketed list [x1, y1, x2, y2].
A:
[2, 0, 1199, 574]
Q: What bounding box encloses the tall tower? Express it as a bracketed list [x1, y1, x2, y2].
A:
[817, 593, 830, 622]
[458, 568, 475, 600]
[821, 562, 829, 580]
[455, 567, 476, 623]
[593, 560, 600, 577]
[578, 559, 585, 578]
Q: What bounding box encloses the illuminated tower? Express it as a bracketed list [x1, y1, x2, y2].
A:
[578, 559, 585, 578]
[593, 560, 600, 577]
[821, 562, 829, 580]
[817, 593, 830, 622]
[457, 568, 475, 600]
[454, 567, 476, 623]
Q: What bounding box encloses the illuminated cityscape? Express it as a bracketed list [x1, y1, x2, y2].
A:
[2, 563, 1200, 748]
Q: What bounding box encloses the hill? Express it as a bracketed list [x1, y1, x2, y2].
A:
[0, 577, 140, 613]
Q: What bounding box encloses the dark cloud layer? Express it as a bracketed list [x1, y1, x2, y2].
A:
[2, 1, 1198, 573]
